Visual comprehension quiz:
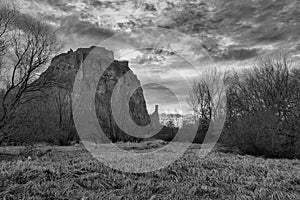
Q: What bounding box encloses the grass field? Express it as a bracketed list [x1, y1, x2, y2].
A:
[0, 142, 299, 200]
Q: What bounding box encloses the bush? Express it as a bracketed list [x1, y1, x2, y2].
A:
[152, 126, 177, 142]
[220, 54, 300, 158]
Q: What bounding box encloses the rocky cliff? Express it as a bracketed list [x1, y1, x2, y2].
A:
[41, 46, 151, 142]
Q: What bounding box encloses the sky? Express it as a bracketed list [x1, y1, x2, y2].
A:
[10, 0, 300, 114]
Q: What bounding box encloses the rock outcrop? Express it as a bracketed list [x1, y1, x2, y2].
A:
[41, 46, 151, 142]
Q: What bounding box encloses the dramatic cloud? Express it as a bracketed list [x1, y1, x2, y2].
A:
[13, 0, 300, 55]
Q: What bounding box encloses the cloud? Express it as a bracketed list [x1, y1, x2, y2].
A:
[15, 0, 300, 57]
[38, 0, 75, 12]
[219, 47, 260, 61]
[55, 15, 114, 50]
[58, 16, 114, 39]
[132, 54, 163, 65]
[141, 83, 186, 113]
[130, 50, 174, 65]
[129, 56, 200, 114]
[89, 0, 104, 8]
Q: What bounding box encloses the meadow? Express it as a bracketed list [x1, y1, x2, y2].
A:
[0, 142, 299, 200]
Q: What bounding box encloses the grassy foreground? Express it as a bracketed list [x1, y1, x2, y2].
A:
[0, 142, 299, 200]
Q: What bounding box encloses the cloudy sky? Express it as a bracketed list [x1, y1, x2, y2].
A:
[12, 0, 300, 114]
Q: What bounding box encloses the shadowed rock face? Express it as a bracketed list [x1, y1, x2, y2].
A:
[42, 46, 151, 142]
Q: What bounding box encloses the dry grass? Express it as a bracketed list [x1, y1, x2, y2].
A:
[0, 142, 299, 200]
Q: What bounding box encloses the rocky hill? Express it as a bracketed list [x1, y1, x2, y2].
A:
[7, 47, 151, 144]
[46, 46, 151, 143]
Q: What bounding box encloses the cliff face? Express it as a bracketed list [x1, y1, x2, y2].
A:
[42, 46, 151, 142]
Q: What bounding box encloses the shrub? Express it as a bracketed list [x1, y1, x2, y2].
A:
[220, 54, 300, 158]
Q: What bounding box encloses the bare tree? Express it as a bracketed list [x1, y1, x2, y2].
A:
[0, 4, 18, 70]
[231, 54, 296, 123]
[188, 79, 211, 123]
[187, 68, 227, 124]
[187, 68, 227, 143]
[0, 7, 59, 130]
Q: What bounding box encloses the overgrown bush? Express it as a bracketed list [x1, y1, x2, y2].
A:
[220, 54, 300, 158]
